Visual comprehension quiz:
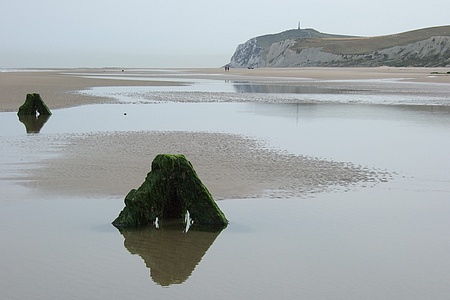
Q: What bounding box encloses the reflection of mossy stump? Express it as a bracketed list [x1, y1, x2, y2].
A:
[17, 93, 52, 116]
[113, 154, 228, 230]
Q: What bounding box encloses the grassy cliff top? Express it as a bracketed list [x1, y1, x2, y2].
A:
[255, 28, 356, 50]
[290, 25, 450, 55]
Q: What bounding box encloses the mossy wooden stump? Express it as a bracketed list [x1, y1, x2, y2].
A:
[113, 154, 228, 230]
[17, 93, 52, 116]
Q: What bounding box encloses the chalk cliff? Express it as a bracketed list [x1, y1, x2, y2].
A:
[229, 26, 450, 68]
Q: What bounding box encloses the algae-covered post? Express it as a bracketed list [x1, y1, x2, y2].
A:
[17, 93, 52, 116]
[113, 154, 228, 230]
[17, 93, 52, 133]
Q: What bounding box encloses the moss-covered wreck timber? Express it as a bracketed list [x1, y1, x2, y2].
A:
[17, 93, 52, 116]
[112, 154, 228, 230]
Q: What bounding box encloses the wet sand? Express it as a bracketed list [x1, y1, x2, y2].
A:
[1, 67, 449, 112]
[0, 68, 187, 112]
[0, 67, 446, 199]
[189, 66, 450, 83]
[14, 131, 388, 200]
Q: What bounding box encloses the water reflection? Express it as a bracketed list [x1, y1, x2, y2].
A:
[242, 102, 450, 126]
[119, 220, 222, 286]
[233, 81, 345, 94]
[18, 114, 51, 134]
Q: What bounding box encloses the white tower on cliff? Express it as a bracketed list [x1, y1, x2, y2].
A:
[298, 21, 301, 29]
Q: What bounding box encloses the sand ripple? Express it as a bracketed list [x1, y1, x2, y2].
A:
[14, 131, 391, 199]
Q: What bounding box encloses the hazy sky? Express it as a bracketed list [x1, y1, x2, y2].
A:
[1, 0, 449, 68]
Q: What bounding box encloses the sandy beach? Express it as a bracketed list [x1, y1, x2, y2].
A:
[0, 67, 447, 199]
[0, 68, 187, 112]
[2, 67, 449, 112]
[2, 67, 450, 299]
[15, 130, 389, 200]
[189, 66, 450, 82]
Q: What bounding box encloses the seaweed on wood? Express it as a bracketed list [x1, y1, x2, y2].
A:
[17, 93, 52, 116]
[113, 154, 228, 231]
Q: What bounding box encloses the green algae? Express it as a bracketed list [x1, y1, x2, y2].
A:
[113, 154, 228, 230]
[17, 93, 52, 116]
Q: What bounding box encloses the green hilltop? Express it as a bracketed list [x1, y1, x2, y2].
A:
[290, 25, 450, 55]
[254, 28, 356, 51]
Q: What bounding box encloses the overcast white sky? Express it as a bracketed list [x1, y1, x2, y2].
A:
[1, 0, 449, 68]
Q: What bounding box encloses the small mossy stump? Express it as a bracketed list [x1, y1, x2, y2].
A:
[17, 93, 52, 116]
[112, 154, 228, 230]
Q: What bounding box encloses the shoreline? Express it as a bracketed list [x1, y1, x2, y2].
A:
[1, 67, 447, 199]
[1, 67, 449, 112]
[187, 66, 450, 82]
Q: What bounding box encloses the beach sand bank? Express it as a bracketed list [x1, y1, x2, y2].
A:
[2, 67, 449, 112]
[12, 131, 388, 200]
[1, 67, 446, 199]
[189, 66, 450, 82]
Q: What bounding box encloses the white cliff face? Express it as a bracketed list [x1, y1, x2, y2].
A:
[265, 39, 295, 67]
[265, 43, 349, 67]
[229, 38, 265, 68]
[377, 36, 450, 66]
[230, 36, 450, 67]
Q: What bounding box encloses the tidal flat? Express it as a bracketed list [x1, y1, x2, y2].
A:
[1, 68, 450, 299]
